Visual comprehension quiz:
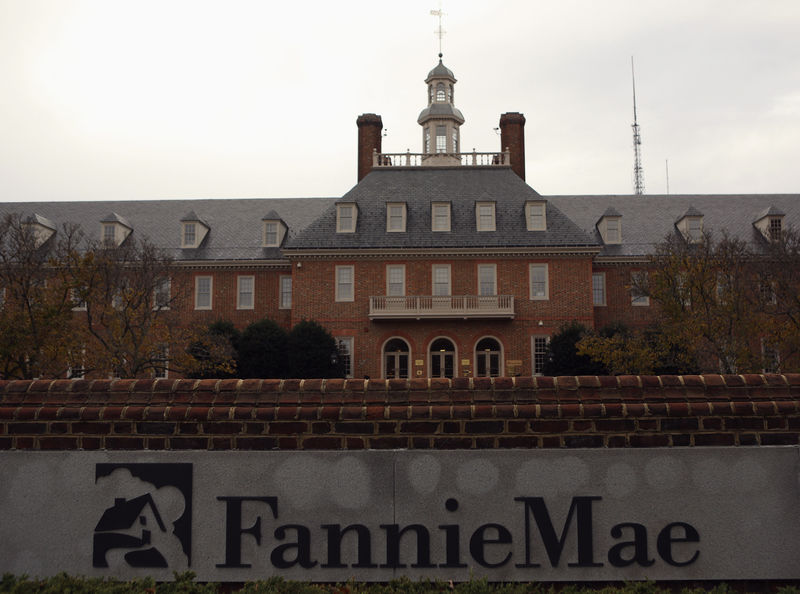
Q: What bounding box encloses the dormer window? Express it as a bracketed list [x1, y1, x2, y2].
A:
[180, 211, 210, 248]
[23, 214, 56, 247]
[675, 206, 704, 243]
[432, 202, 451, 232]
[476, 202, 496, 232]
[99, 213, 133, 247]
[597, 209, 622, 244]
[606, 219, 620, 242]
[525, 201, 546, 231]
[262, 213, 287, 247]
[753, 207, 785, 243]
[336, 203, 357, 233]
[386, 203, 406, 232]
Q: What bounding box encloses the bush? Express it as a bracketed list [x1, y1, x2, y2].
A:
[236, 319, 289, 378]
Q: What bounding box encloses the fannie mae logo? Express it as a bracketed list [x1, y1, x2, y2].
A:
[93, 463, 192, 569]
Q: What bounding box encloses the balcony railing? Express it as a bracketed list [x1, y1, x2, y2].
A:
[373, 150, 510, 168]
[369, 295, 515, 319]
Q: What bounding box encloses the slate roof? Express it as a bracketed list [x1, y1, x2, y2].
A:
[427, 59, 455, 80]
[548, 194, 800, 259]
[287, 167, 598, 251]
[0, 198, 336, 261]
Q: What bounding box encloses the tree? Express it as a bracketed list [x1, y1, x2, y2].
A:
[68, 235, 192, 378]
[236, 318, 288, 378]
[0, 215, 85, 379]
[542, 322, 608, 376]
[287, 319, 342, 378]
[186, 320, 239, 379]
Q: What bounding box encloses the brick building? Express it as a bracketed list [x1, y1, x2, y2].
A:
[2, 56, 798, 379]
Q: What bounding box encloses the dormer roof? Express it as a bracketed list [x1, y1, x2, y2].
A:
[754, 206, 785, 222]
[180, 211, 208, 226]
[24, 213, 56, 231]
[676, 205, 704, 222]
[262, 210, 283, 222]
[100, 212, 132, 230]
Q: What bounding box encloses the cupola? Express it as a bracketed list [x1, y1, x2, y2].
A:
[417, 54, 465, 164]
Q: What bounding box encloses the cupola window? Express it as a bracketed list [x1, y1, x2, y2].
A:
[436, 83, 445, 101]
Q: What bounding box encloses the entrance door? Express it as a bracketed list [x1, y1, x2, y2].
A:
[430, 338, 455, 378]
[384, 338, 410, 379]
[475, 337, 501, 377]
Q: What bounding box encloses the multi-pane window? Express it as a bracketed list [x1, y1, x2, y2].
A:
[435, 126, 446, 152]
[436, 83, 445, 101]
[687, 218, 703, 242]
[195, 276, 212, 310]
[337, 337, 354, 378]
[154, 278, 171, 310]
[630, 271, 649, 306]
[387, 265, 405, 296]
[432, 264, 451, 296]
[532, 336, 549, 376]
[592, 272, 606, 306]
[425, 128, 431, 153]
[103, 224, 116, 244]
[71, 287, 87, 311]
[770, 218, 782, 241]
[279, 276, 292, 309]
[476, 337, 501, 377]
[478, 264, 496, 296]
[526, 202, 546, 231]
[336, 266, 354, 302]
[183, 223, 196, 247]
[452, 129, 458, 153]
[264, 222, 279, 246]
[529, 264, 549, 300]
[387, 203, 406, 232]
[237, 276, 254, 309]
[605, 219, 621, 243]
[153, 346, 168, 379]
[476, 202, 496, 231]
[337, 205, 355, 232]
[432, 202, 451, 231]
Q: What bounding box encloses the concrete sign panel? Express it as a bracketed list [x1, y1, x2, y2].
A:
[1, 448, 799, 581]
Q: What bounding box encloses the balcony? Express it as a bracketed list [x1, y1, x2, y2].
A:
[369, 295, 515, 320]
[373, 150, 511, 168]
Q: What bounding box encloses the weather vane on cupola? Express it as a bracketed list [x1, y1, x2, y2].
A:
[430, 2, 446, 57]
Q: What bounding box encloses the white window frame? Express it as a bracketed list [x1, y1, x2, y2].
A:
[592, 272, 606, 306]
[525, 201, 546, 231]
[761, 339, 780, 374]
[687, 217, 703, 243]
[432, 202, 451, 232]
[263, 221, 279, 247]
[476, 202, 496, 232]
[182, 222, 197, 248]
[237, 275, 255, 310]
[279, 275, 292, 309]
[386, 264, 406, 297]
[195, 275, 213, 310]
[532, 335, 550, 376]
[432, 264, 451, 296]
[102, 224, 116, 245]
[71, 287, 87, 311]
[603, 218, 621, 244]
[630, 271, 650, 306]
[153, 278, 171, 310]
[386, 203, 407, 232]
[335, 265, 354, 302]
[478, 264, 497, 296]
[153, 345, 169, 379]
[529, 263, 549, 300]
[336, 204, 357, 233]
[337, 337, 354, 379]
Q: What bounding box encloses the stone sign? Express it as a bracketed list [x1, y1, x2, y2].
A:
[1, 448, 798, 581]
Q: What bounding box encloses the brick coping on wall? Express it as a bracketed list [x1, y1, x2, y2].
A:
[2, 374, 800, 450]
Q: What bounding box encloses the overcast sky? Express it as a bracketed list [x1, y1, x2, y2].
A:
[1, 0, 798, 203]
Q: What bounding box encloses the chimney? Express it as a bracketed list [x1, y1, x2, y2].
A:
[356, 113, 383, 182]
[499, 112, 526, 180]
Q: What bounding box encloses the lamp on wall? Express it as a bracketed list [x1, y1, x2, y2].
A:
[538, 320, 544, 326]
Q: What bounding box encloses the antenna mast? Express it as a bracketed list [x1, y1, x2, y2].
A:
[631, 57, 645, 195]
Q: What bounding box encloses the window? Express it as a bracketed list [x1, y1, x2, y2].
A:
[337, 204, 356, 233]
[183, 223, 197, 247]
[432, 264, 451, 296]
[436, 126, 446, 152]
[526, 202, 546, 231]
[529, 264, 549, 300]
[770, 217, 782, 241]
[602, 218, 621, 244]
[195, 276, 212, 310]
[759, 276, 777, 305]
[436, 83, 445, 101]
[476, 202, 496, 232]
[153, 346, 168, 379]
[384, 338, 410, 379]
[386, 203, 406, 232]
[154, 278, 171, 310]
[336, 266, 354, 302]
[631, 271, 649, 306]
[762, 340, 780, 374]
[337, 337, 353, 378]
[687, 218, 703, 242]
[478, 264, 496, 296]
[280, 275, 292, 309]
[432, 202, 451, 232]
[386, 265, 405, 296]
[237, 275, 254, 309]
[103, 224, 116, 244]
[452, 129, 458, 153]
[592, 272, 606, 306]
[263, 222, 279, 246]
[425, 127, 431, 153]
[532, 336, 549, 376]
[71, 288, 87, 311]
[430, 338, 456, 378]
[476, 337, 502, 377]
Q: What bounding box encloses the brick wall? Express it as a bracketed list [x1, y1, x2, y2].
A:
[2, 374, 799, 451]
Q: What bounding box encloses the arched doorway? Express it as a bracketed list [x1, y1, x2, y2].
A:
[475, 337, 502, 377]
[383, 338, 410, 379]
[429, 338, 456, 378]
